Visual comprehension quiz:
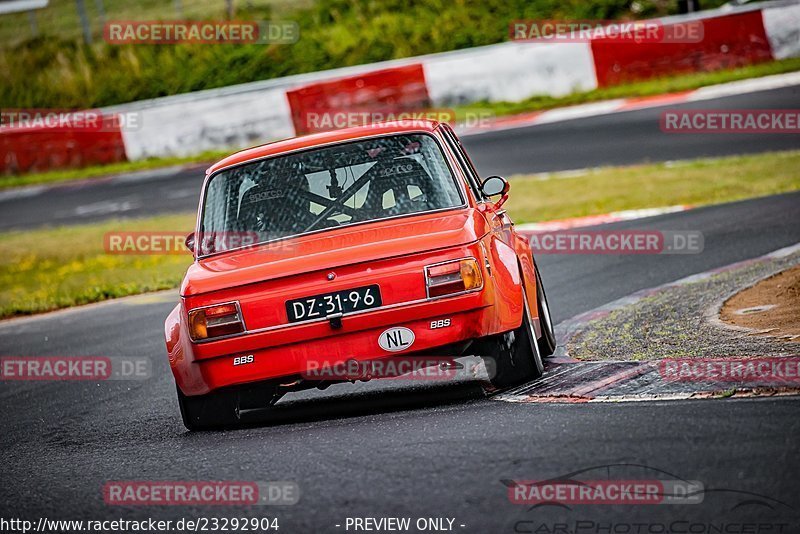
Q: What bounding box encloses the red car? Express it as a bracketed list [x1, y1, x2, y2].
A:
[165, 120, 556, 430]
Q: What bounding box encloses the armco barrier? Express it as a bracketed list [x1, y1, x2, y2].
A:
[114, 84, 295, 161]
[2, 1, 798, 172]
[0, 123, 126, 174]
[591, 10, 774, 87]
[421, 40, 597, 105]
[286, 64, 431, 135]
[762, 2, 800, 59]
[109, 39, 596, 163]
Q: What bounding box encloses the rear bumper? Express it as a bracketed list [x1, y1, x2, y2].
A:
[169, 290, 506, 396]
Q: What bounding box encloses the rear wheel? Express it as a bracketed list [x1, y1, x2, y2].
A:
[535, 262, 557, 357]
[177, 387, 241, 431]
[487, 286, 544, 388]
[177, 382, 284, 430]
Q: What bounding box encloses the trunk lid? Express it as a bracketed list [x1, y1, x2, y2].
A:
[182, 208, 487, 297]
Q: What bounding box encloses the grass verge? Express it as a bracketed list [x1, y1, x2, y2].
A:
[0, 149, 230, 191]
[1, 150, 799, 319]
[0, 213, 195, 318]
[455, 58, 800, 120]
[504, 150, 800, 224]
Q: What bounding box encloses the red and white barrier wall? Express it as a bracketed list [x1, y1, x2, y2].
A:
[0, 121, 127, 174]
[286, 64, 432, 136]
[2, 1, 799, 173]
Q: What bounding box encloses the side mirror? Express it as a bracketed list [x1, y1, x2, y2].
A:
[481, 176, 510, 209]
[185, 232, 196, 253]
[481, 175, 509, 197]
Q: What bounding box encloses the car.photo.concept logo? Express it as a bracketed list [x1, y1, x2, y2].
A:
[506, 464, 795, 534]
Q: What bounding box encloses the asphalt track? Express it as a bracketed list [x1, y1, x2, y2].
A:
[1, 84, 798, 231]
[2, 192, 799, 531]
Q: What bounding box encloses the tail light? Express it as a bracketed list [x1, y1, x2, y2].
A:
[425, 258, 483, 298]
[188, 302, 245, 341]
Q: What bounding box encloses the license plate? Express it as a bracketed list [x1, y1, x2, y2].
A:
[286, 284, 382, 323]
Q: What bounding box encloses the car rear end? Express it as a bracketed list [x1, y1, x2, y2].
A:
[176, 240, 501, 395]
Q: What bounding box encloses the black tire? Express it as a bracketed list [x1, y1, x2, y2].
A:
[535, 262, 557, 357]
[487, 286, 544, 388]
[177, 387, 240, 431]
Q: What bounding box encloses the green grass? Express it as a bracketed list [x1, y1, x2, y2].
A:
[0, 0, 307, 47]
[1, 150, 798, 319]
[0, 149, 230, 190]
[1, 0, 728, 109]
[505, 150, 800, 224]
[0, 213, 195, 318]
[455, 58, 800, 120]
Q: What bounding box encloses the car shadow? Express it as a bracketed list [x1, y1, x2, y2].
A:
[201, 379, 490, 431]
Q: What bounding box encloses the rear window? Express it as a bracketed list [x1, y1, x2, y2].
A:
[199, 133, 464, 256]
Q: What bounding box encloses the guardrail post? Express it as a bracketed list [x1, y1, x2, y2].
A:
[75, 0, 92, 44]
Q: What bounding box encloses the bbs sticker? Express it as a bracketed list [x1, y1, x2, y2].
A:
[430, 319, 451, 329]
[233, 354, 254, 366]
